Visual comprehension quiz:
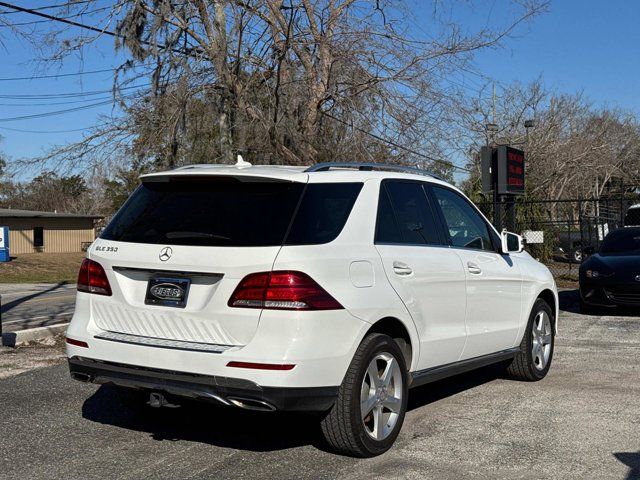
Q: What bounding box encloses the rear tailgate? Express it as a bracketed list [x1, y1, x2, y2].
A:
[87, 173, 308, 346]
[89, 242, 282, 346]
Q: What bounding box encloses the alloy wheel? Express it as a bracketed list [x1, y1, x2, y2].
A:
[360, 353, 403, 441]
[531, 311, 552, 370]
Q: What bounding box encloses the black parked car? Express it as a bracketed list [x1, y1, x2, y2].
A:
[624, 204, 640, 227]
[554, 223, 604, 263]
[579, 227, 640, 312]
[554, 230, 586, 263]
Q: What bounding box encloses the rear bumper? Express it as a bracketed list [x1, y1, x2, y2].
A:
[68, 356, 338, 412]
[67, 296, 371, 388]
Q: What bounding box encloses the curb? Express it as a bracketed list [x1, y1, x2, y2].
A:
[1, 323, 69, 347]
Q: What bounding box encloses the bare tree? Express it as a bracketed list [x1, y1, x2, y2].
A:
[8, 0, 548, 183]
[461, 81, 640, 217]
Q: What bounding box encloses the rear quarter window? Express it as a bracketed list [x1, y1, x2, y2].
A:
[284, 183, 363, 245]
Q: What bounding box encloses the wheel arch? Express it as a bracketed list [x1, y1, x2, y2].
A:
[537, 288, 558, 334]
[365, 317, 415, 372]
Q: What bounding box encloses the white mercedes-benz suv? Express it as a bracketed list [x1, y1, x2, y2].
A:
[66, 161, 557, 457]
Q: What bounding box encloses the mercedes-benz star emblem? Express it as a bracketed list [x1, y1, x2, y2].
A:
[159, 246, 173, 262]
[635, 275, 640, 282]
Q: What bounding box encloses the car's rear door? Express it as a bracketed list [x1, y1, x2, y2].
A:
[374, 180, 467, 370]
[428, 185, 522, 359]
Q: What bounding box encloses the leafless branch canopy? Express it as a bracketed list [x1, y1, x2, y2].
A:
[9, 0, 548, 181]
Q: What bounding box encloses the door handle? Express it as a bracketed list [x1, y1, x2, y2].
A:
[393, 261, 413, 276]
[467, 262, 482, 275]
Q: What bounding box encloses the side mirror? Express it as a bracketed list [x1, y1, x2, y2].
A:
[501, 229, 524, 254]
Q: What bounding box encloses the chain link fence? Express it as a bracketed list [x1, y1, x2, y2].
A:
[478, 187, 640, 280]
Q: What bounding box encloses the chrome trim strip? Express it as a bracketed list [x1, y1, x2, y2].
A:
[94, 331, 237, 353]
[112, 266, 223, 278]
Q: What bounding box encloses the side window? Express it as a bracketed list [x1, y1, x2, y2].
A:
[376, 181, 441, 245]
[285, 183, 363, 245]
[375, 187, 403, 243]
[431, 186, 494, 251]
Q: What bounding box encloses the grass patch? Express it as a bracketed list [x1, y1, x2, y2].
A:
[0, 252, 85, 284]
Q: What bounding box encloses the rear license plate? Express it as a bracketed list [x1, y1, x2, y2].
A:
[145, 277, 191, 308]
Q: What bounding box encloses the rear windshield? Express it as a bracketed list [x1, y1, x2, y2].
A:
[600, 229, 640, 255]
[101, 178, 362, 247]
[624, 207, 640, 227]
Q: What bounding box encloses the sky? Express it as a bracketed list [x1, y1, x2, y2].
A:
[0, 0, 639, 176]
[456, 0, 640, 111]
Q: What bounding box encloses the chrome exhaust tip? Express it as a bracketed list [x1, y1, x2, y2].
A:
[70, 372, 92, 383]
[227, 397, 276, 412]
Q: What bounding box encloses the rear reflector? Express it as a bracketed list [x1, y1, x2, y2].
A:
[226, 361, 295, 371]
[77, 258, 112, 296]
[66, 337, 89, 348]
[228, 271, 343, 310]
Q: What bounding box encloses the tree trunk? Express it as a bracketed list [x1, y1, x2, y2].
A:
[213, 1, 234, 163]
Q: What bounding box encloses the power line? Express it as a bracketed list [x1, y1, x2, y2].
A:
[0, 1, 200, 56]
[0, 1, 92, 15]
[0, 95, 117, 107]
[0, 5, 111, 28]
[0, 94, 137, 123]
[0, 60, 156, 82]
[0, 67, 116, 82]
[0, 125, 93, 133]
[0, 1, 119, 36]
[0, 83, 149, 99]
[320, 110, 472, 173]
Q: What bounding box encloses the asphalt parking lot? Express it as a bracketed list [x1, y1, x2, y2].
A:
[0, 283, 76, 332]
[0, 289, 638, 480]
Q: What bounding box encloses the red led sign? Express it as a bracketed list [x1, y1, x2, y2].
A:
[480, 146, 526, 195]
[506, 148, 525, 192]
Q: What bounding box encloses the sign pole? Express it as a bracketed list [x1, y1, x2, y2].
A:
[493, 190, 502, 231]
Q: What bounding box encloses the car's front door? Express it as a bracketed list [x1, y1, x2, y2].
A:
[375, 180, 468, 370]
[429, 185, 523, 359]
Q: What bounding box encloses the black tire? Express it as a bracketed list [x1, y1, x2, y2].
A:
[320, 333, 408, 457]
[572, 248, 582, 263]
[506, 298, 555, 381]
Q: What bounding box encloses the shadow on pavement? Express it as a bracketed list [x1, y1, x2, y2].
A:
[614, 452, 640, 480]
[1, 301, 73, 334]
[0, 282, 66, 314]
[408, 363, 504, 412]
[559, 289, 580, 314]
[81, 364, 506, 453]
[82, 385, 324, 452]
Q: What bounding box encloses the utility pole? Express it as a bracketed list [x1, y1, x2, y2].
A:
[491, 82, 501, 229]
[492, 82, 496, 131]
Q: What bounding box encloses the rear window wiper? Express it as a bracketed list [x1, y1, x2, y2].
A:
[165, 231, 232, 241]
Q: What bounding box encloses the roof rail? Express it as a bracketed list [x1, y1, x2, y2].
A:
[304, 162, 445, 181]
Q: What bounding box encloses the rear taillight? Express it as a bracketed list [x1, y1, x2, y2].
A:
[228, 271, 343, 310]
[77, 258, 112, 296]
